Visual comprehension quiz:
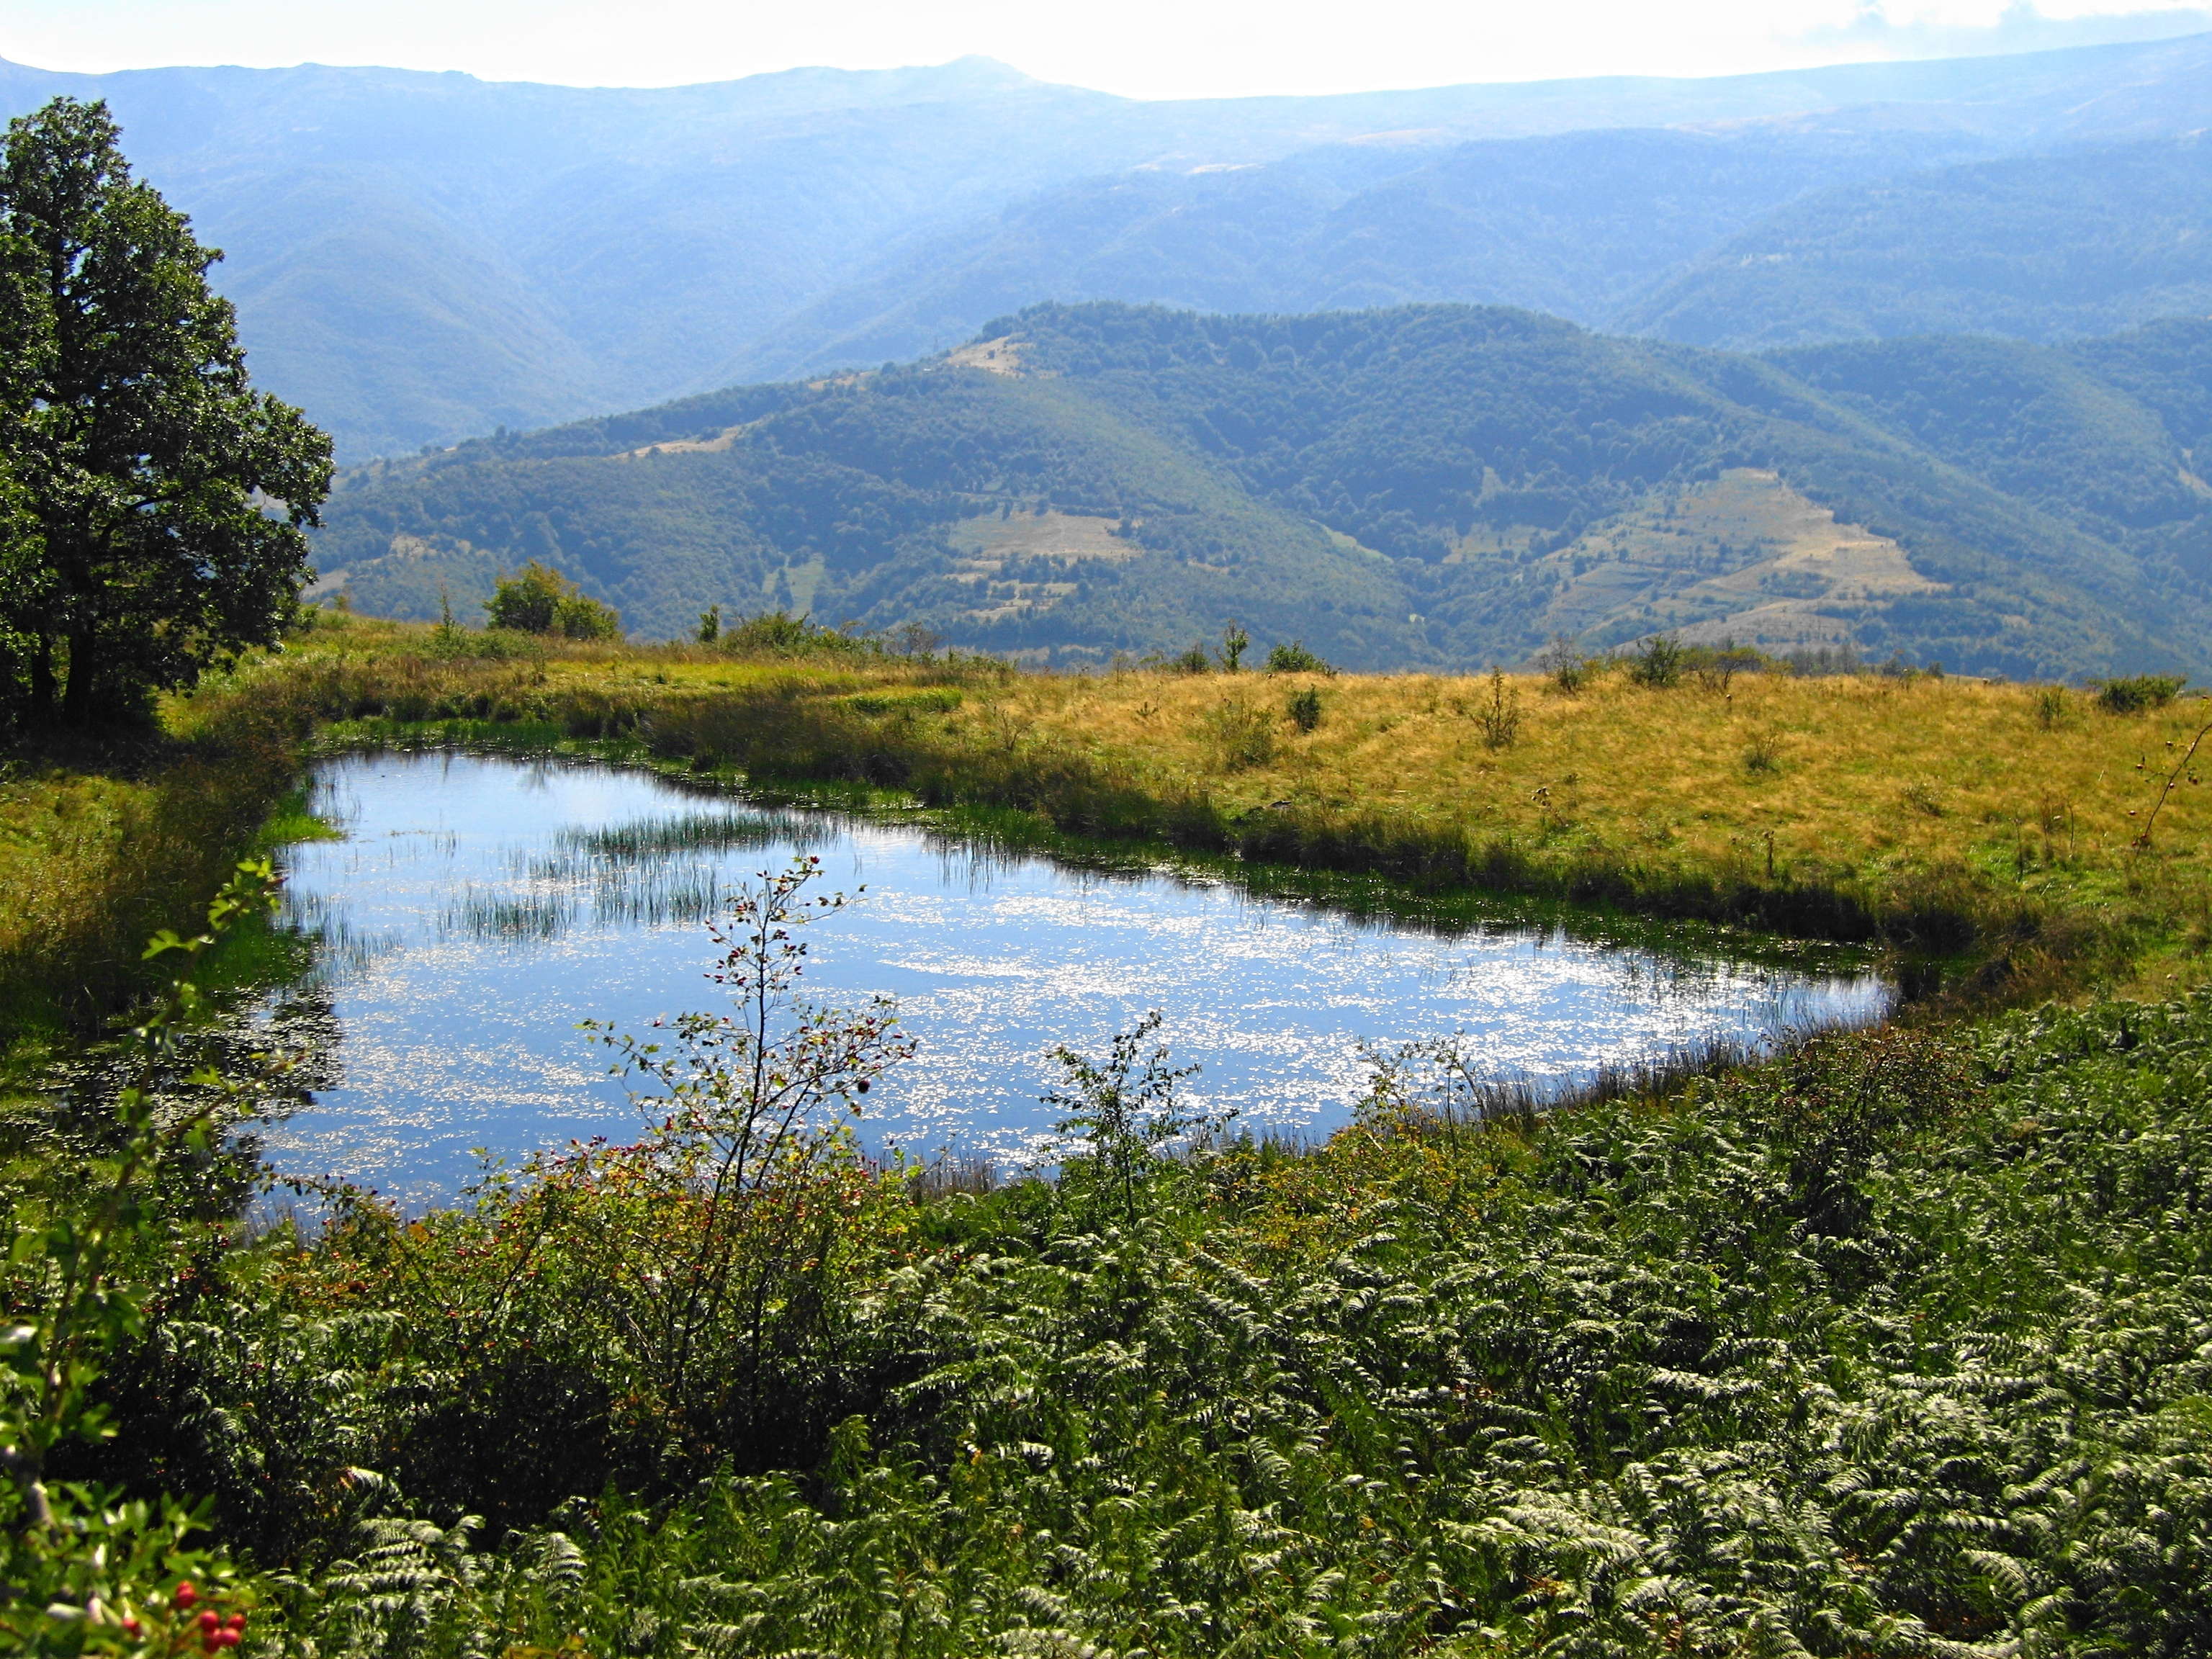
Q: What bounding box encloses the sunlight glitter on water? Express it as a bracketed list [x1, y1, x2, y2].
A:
[261, 752, 1892, 1204]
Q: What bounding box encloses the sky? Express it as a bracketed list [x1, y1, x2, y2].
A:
[0, 0, 2208, 99]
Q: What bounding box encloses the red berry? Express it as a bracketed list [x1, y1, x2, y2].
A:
[122, 1618, 142, 1637]
[200, 1609, 222, 1630]
[174, 1582, 198, 1609]
[227, 1613, 248, 1628]
[216, 1635, 241, 1650]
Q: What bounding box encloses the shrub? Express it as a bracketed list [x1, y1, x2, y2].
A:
[1043, 1011, 1203, 1226]
[2097, 674, 2185, 714]
[722, 611, 873, 658]
[1689, 644, 1765, 693]
[555, 595, 619, 640]
[1264, 642, 1334, 675]
[484, 562, 621, 640]
[572, 858, 913, 1463]
[1216, 624, 1250, 673]
[1169, 643, 1213, 675]
[1473, 668, 1521, 749]
[2032, 683, 2069, 729]
[886, 621, 945, 657]
[1879, 652, 1943, 681]
[1782, 644, 1863, 676]
[1543, 639, 1598, 694]
[1627, 634, 1685, 688]
[1285, 685, 1322, 732]
[1743, 730, 1782, 775]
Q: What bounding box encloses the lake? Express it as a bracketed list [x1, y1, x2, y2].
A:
[260, 751, 1892, 1202]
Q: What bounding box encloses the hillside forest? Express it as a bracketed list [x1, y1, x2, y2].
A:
[315, 302, 2212, 680]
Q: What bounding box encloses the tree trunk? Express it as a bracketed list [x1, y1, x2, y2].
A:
[27, 633, 55, 723]
[58, 628, 94, 726]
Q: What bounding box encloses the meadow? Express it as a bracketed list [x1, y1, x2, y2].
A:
[7, 617, 2212, 1656]
[178, 616, 2212, 999]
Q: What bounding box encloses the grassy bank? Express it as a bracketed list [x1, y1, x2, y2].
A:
[0, 695, 314, 1055]
[225, 619, 2212, 1001]
[13, 616, 2200, 1048]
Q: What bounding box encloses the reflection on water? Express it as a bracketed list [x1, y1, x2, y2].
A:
[264, 752, 1894, 1205]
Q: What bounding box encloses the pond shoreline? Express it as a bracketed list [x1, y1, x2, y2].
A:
[258, 747, 1893, 1204]
[308, 714, 1909, 981]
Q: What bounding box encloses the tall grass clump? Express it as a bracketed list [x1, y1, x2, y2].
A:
[1743, 728, 1783, 775]
[1197, 696, 1276, 770]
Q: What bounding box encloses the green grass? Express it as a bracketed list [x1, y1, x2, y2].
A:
[14, 621, 2212, 1655]
[58, 986, 2212, 1656]
[0, 711, 310, 1053]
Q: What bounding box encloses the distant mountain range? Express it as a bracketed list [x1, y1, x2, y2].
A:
[312, 302, 2212, 681]
[11, 34, 2212, 459]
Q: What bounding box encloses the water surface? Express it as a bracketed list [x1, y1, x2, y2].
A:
[266, 752, 1890, 1202]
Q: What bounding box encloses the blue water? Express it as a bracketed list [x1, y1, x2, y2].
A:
[264, 752, 1891, 1203]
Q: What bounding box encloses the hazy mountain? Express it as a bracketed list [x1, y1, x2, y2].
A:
[1620, 136, 2212, 349]
[311, 302, 2212, 681]
[12, 32, 2212, 459]
[724, 127, 2003, 380]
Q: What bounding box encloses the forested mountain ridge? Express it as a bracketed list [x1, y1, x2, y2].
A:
[13, 32, 2212, 457]
[727, 125, 2001, 383]
[314, 302, 2212, 680]
[1624, 135, 2212, 349]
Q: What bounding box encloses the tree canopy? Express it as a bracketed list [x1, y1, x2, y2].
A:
[0, 97, 332, 728]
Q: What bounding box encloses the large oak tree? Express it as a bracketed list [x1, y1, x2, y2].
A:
[0, 97, 331, 727]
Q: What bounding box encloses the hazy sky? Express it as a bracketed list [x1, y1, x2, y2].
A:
[1, 0, 2207, 99]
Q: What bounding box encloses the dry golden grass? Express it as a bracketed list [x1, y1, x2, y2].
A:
[965, 667, 2192, 884]
[918, 665, 2212, 995]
